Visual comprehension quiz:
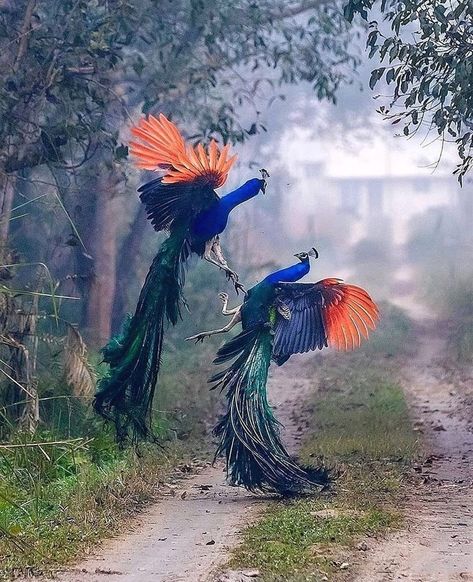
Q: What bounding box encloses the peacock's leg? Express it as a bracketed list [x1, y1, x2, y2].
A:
[212, 237, 245, 294]
[185, 307, 242, 343]
[203, 237, 245, 294]
[203, 238, 229, 271]
[218, 292, 240, 315]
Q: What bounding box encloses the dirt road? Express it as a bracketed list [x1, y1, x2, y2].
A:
[45, 356, 312, 582]
[35, 320, 473, 582]
[354, 323, 473, 581]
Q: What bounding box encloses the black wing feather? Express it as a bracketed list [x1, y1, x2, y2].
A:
[138, 177, 219, 233]
[272, 283, 329, 364]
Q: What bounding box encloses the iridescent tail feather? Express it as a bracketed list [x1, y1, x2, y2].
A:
[211, 328, 329, 494]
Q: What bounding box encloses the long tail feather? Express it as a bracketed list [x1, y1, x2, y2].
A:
[94, 233, 190, 442]
[211, 327, 329, 495]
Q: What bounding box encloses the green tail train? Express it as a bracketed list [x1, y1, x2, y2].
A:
[211, 327, 329, 494]
[94, 230, 190, 442]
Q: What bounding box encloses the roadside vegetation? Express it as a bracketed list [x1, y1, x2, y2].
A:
[0, 329, 218, 580]
[0, 251, 237, 580]
[423, 271, 473, 366]
[229, 303, 419, 581]
[0, 439, 202, 580]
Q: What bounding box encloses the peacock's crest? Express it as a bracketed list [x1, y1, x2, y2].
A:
[129, 114, 236, 188]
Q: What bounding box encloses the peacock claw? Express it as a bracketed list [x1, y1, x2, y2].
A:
[224, 268, 239, 282]
[223, 269, 245, 294]
[218, 292, 229, 303]
[185, 333, 208, 343]
[234, 281, 246, 295]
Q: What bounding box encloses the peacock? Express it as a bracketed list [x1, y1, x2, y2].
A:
[187, 248, 379, 494]
[94, 114, 267, 442]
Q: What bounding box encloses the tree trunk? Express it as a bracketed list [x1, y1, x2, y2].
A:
[0, 173, 16, 256]
[111, 203, 148, 334]
[84, 171, 119, 347]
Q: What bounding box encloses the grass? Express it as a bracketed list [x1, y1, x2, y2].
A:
[441, 278, 473, 366]
[229, 303, 419, 581]
[231, 501, 397, 581]
[0, 435, 207, 580]
[0, 260, 232, 579]
[0, 373, 213, 582]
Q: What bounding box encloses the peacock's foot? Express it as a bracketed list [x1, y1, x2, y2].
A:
[234, 281, 246, 295]
[185, 332, 209, 344]
[224, 267, 239, 282]
[224, 269, 246, 295]
[218, 292, 229, 304]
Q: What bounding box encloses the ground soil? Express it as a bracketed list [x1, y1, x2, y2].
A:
[352, 321, 473, 582]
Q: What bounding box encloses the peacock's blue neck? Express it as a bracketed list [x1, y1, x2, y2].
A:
[191, 177, 263, 241]
[265, 260, 310, 284]
[219, 178, 263, 213]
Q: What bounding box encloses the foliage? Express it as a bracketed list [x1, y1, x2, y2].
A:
[0, 0, 357, 438]
[406, 204, 473, 363]
[63, 324, 96, 398]
[444, 280, 473, 364]
[0, 0, 360, 434]
[344, 0, 473, 181]
[0, 432, 201, 579]
[0, 0, 358, 174]
[0, 281, 95, 436]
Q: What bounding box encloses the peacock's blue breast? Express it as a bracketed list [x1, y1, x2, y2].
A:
[191, 203, 228, 241]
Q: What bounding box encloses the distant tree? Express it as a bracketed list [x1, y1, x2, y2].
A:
[344, 0, 473, 182]
[1, 0, 358, 176]
[1, 0, 360, 345]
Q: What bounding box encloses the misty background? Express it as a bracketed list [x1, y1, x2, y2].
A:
[0, 0, 471, 442]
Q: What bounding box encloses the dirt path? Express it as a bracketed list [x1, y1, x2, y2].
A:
[354, 322, 473, 582]
[33, 313, 473, 582]
[44, 356, 311, 582]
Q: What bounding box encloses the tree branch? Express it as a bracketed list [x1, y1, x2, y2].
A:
[13, 0, 36, 72]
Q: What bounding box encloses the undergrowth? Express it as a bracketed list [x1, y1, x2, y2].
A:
[0, 262, 228, 579]
[0, 433, 206, 579]
[0, 341, 217, 579]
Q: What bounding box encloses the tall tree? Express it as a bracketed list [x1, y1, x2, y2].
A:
[1, 0, 360, 345]
[344, 0, 473, 181]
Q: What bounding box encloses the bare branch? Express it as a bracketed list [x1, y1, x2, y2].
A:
[13, 0, 36, 72]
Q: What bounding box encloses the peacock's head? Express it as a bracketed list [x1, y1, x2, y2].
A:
[259, 168, 270, 194]
[294, 247, 319, 262]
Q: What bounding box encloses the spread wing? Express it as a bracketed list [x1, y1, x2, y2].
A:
[129, 114, 237, 233]
[272, 278, 379, 362]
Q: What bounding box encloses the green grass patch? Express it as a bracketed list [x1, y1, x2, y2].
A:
[231, 495, 398, 581]
[230, 305, 418, 581]
[0, 294, 221, 580]
[307, 358, 417, 464]
[0, 434, 207, 580]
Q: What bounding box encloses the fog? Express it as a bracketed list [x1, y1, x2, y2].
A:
[214, 61, 472, 323]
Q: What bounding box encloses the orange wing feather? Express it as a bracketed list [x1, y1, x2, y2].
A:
[318, 278, 379, 351]
[129, 114, 236, 188]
